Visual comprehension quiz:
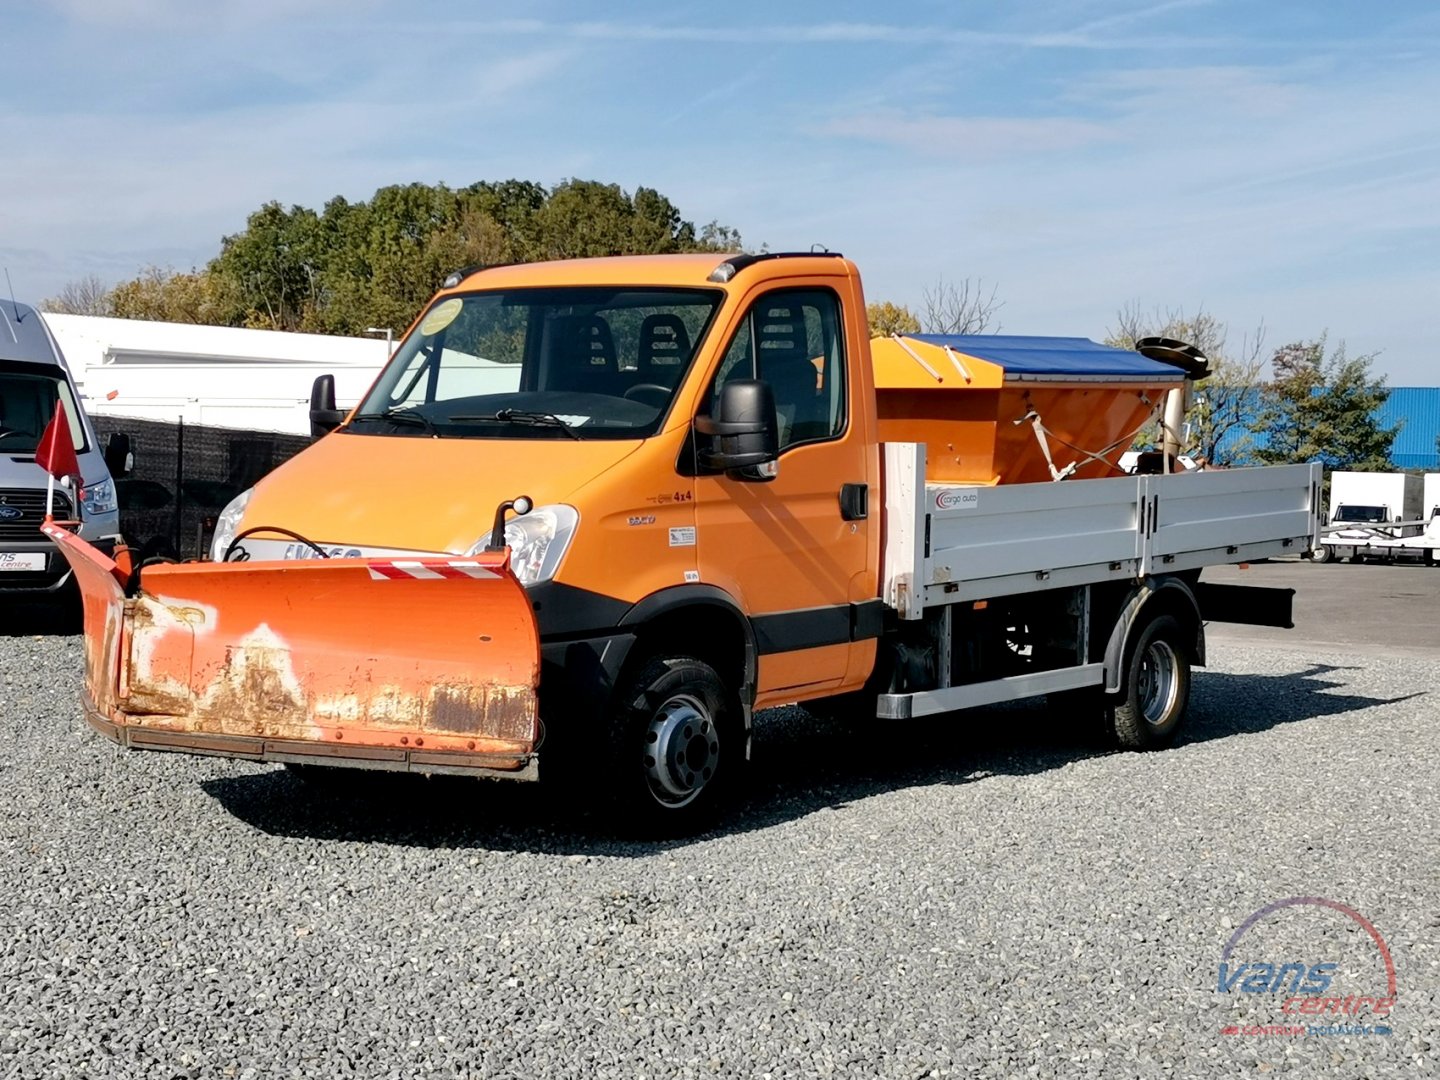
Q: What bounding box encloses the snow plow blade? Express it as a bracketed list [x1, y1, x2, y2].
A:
[44, 524, 540, 779]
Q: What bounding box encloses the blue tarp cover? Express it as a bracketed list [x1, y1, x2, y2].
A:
[910, 334, 1185, 379]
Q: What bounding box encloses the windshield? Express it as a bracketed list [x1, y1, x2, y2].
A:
[1335, 505, 1388, 523]
[350, 286, 722, 440]
[0, 362, 87, 455]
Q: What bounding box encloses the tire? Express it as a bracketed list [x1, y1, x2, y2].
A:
[1110, 613, 1191, 750]
[1311, 545, 1332, 564]
[604, 656, 738, 832]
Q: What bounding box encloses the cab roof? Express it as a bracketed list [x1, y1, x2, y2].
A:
[0, 301, 66, 368]
[442, 252, 854, 292]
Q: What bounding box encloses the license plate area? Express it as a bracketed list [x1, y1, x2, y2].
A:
[0, 552, 47, 571]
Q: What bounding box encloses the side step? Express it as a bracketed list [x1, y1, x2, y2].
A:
[877, 663, 1104, 720]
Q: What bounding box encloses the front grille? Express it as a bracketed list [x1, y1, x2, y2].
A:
[0, 488, 74, 541]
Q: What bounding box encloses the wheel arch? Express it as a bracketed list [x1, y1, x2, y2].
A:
[1101, 576, 1205, 694]
[619, 586, 758, 742]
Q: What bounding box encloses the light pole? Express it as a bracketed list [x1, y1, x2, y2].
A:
[365, 326, 394, 356]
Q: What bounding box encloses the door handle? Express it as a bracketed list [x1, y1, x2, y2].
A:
[840, 483, 868, 521]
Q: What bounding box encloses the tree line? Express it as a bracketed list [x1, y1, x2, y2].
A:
[46, 177, 1397, 471]
[47, 179, 743, 336]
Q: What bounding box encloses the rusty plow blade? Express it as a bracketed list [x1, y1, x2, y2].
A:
[45, 524, 540, 779]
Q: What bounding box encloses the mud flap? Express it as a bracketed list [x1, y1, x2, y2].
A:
[44, 524, 540, 775]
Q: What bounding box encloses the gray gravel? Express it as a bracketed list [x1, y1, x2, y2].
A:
[1, 629, 1437, 1079]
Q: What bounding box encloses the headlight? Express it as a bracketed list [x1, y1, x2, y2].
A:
[81, 477, 117, 516]
[468, 503, 578, 585]
[209, 487, 254, 561]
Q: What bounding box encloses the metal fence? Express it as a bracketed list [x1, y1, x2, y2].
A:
[92, 417, 310, 560]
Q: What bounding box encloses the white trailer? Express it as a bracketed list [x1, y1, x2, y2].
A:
[41, 313, 388, 436]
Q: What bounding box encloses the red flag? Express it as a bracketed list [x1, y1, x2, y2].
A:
[35, 401, 81, 484]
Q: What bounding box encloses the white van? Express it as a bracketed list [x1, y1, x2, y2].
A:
[0, 302, 124, 595]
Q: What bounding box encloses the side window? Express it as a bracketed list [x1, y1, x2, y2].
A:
[709, 289, 845, 450]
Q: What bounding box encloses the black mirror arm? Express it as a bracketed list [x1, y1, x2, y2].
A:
[695, 414, 768, 437]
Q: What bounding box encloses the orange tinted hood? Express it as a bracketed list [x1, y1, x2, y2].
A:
[244, 431, 642, 553]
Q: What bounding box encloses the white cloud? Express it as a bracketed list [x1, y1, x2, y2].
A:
[483, 16, 1228, 51]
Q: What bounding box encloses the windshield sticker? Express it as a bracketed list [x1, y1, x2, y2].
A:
[419, 298, 463, 336]
[554, 415, 589, 426]
[669, 526, 696, 548]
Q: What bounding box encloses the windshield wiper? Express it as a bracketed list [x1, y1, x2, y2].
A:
[449, 409, 582, 440]
[349, 407, 439, 435]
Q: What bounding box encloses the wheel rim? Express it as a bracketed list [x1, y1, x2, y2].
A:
[642, 693, 719, 808]
[1136, 639, 1180, 728]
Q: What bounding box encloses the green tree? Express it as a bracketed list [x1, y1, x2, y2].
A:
[99, 179, 743, 336]
[866, 301, 921, 337]
[206, 201, 326, 330]
[1254, 335, 1397, 470]
[108, 265, 237, 324]
[1105, 305, 1266, 466]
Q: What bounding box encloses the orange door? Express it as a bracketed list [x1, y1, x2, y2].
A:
[692, 285, 876, 701]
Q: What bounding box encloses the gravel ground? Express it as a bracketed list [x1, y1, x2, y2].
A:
[1, 633, 1437, 1079]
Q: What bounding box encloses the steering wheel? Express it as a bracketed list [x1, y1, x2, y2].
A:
[623, 383, 671, 408]
[0, 428, 16, 440]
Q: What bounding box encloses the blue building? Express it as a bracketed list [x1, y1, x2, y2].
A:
[1212, 387, 1440, 469]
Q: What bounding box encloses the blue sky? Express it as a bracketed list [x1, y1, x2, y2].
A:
[3, 0, 1437, 381]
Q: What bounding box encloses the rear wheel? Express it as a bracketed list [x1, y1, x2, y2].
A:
[605, 656, 737, 832]
[1311, 545, 1332, 564]
[1110, 613, 1191, 749]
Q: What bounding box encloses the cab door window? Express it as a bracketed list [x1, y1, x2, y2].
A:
[711, 289, 845, 450]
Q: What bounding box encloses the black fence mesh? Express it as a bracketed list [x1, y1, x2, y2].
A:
[92, 417, 310, 560]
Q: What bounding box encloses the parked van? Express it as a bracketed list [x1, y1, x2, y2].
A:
[0, 302, 124, 595]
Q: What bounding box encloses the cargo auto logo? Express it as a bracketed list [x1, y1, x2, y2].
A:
[934, 489, 977, 511]
[0, 504, 21, 520]
[1217, 896, 1396, 1037]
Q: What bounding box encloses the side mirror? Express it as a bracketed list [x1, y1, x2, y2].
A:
[309, 374, 345, 439]
[103, 432, 133, 478]
[695, 379, 779, 479]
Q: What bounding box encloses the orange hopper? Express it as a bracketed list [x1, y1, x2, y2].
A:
[870, 335, 1191, 485]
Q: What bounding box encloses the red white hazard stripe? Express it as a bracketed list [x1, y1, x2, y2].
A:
[366, 559, 500, 581]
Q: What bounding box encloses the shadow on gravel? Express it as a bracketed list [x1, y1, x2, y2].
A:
[1184, 663, 1422, 743]
[200, 662, 1418, 856]
[0, 594, 81, 636]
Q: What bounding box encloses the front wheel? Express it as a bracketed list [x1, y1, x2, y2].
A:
[605, 656, 737, 832]
[1110, 614, 1192, 749]
[1311, 545, 1332, 564]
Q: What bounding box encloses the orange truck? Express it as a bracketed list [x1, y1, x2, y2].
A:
[48, 253, 1322, 827]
